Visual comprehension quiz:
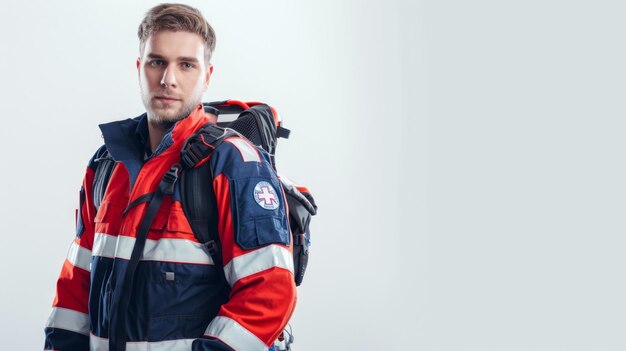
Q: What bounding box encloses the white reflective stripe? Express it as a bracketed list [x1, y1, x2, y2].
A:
[90, 334, 195, 351]
[92, 233, 214, 265]
[113, 235, 135, 260]
[204, 316, 267, 351]
[46, 307, 90, 336]
[67, 241, 92, 272]
[92, 232, 117, 258]
[142, 236, 214, 265]
[226, 137, 261, 162]
[223, 244, 293, 287]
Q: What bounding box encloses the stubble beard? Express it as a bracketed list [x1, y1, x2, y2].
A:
[142, 89, 201, 129]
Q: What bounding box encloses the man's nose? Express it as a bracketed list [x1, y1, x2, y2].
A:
[160, 66, 177, 88]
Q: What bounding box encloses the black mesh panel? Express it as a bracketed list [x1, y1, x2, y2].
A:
[228, 115, 263, 147]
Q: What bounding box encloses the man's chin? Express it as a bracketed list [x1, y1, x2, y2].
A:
[147, 102, 198, 125]
[150, 105, 184, 121]
[156, 112, 183, 122]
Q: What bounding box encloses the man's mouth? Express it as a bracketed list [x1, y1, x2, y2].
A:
[155, 96, 181, 102]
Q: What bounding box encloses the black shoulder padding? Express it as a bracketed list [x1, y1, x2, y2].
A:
[92, 148, 116, 211]
[76, 187, 86, 238]
[88, 144, 110, 171]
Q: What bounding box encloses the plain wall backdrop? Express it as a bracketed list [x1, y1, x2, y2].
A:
[1, 0, 625, 350]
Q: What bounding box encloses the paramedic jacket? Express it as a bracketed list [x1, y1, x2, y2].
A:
[44, 104, 297, 351]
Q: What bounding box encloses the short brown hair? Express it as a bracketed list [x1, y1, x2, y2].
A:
[137, 3, 216, 64]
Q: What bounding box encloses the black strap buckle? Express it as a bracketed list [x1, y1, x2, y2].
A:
[277, 126, 291, 139]
[181, 137, 204, 168]
[181, 125, 227, 169]
[205, 240, 220, 259]
[161, 164, 180, 195]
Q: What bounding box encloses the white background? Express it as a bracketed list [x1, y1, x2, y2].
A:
[1, 0, 625, 350]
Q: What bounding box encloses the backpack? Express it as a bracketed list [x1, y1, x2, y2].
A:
[92, 100, 316, 286]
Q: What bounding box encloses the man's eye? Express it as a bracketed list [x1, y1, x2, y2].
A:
[150, 60, 165, 66]
[182, 62, 195, 69]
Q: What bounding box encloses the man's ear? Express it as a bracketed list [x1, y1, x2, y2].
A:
[203, 64, 214, 91]
[136, 58, 141, 77]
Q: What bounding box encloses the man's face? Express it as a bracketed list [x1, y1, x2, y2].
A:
[137, 30, 213, 124]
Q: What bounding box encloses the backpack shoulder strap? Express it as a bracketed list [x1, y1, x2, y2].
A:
[180, 123, 236, 266]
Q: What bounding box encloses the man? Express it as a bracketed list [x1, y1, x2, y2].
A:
[44, 4, 296, 351]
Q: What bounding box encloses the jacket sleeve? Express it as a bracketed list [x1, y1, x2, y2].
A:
[44, 150, 103, 350]
[193, 137, 296, 351]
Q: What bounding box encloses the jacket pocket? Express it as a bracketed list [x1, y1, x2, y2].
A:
[94, 201, 125, 234]
[149, 205, 195, 241]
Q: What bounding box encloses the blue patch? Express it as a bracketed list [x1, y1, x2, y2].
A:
[209, 140, 290, 250]
[231, 176, 289, 250]
[253, 181, 280, 210]
[210, 143, 291, 250]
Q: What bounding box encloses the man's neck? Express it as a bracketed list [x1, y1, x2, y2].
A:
[146, 119, 174, 153]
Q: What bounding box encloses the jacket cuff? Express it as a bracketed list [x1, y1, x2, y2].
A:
[192, 336, 237, 351]
[44, 327, 89, 351]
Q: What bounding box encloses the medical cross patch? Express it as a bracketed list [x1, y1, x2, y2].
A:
[253, 181, 280, 210]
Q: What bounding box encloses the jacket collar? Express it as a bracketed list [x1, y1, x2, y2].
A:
[99, 104, 211, 187]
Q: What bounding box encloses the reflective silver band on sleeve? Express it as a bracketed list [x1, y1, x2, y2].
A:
[66, 241, 92, 272]
[204, 316, 268, 351]
[46, 307, 90, 336]
[225, 137, 261, 162]
[89, 334, 195, 351]
[223, 244, 294, 287]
